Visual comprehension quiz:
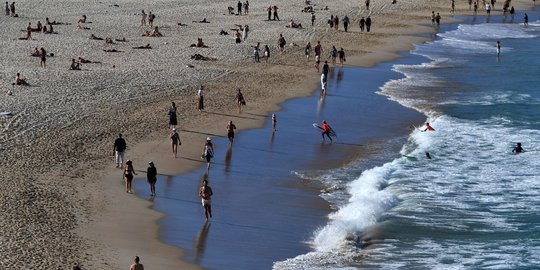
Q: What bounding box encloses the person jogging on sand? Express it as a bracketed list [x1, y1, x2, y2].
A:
[199, 179, 213, 221]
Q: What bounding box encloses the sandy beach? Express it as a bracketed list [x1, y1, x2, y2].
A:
[0, 0, 535, 269]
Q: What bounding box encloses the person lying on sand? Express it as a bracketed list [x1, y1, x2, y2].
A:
[103, 49, 123, 53]
[115, 37, 128, 42]
[142, 26, 163, 37]
[77, 24, 91, 30]
[90, 34, 103, 40]
[105, 37, 115, 44]
[192, 18, 210, 23]
[177, 22, 187, 26]
[14, 73, 28, 85]
[286, 20, 303, 28]
[78, 57, 101, 64]
[46, 17, 70, 25]
[190, 38, 208, 47]
[70, 59, 81, 70]
[132, 43, 152, 49]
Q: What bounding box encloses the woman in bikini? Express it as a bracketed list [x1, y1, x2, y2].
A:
[123, 160, 137, 193]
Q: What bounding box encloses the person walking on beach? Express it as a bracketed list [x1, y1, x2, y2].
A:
[199, 180, 213, 221]
[524, 13, 529, 26]
[338, 48, 345, 66]
[170, 128, 180, 158]
[129, 256, 144, 270]
[431, 11, 435, 25]
[237, 1, 242, 15]
[267, 5, 272, 21]
[321, 72, 327, 96]
[322, 60, 329, 77]
[365, 16, 372, 32]
[342, 15, 350, 32]
[147, 161, 157, 196]
[9, 1, 14, 16]
[168, 101, 177, 129]
[244, 0, 249, 14]
[227, 120, 237, 144]
[329, 46, 337, 65]
[5, 2, 9, 16]
[360, 16, 366, 31]
[305, 42, 312, 61]
[123, 160, 137, 193]
[435, 13, 441, 26]
[512, 142, 524, 154]
[451, 0, 455, 13]
[321, 120, 332, 142]
[365, 0, 370, 10]
[140, 10, 147, 26]
[197, 85, 205, 111]
[272, 113, 277, 132]
[273, 5, 280, 21]
[113, 133, 126, 168]
[423, 122, 435, 131]
[496, 41, 501, 56]
[202, 138, 214, 171]
[235, 88, 246, 113]
[311, 12, 315, 26]
[264, 44, 270, 62]
[277, 33, 286, 52]
[253, 42, 260, 62]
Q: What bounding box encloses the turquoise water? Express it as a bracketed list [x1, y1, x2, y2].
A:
[276, 9, 540, 270]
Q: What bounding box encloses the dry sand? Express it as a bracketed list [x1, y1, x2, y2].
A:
[0, 0, 533, 268]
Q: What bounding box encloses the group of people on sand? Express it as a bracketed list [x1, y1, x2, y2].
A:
[140, 10, 156, 27]
[267, 5, 280, 21]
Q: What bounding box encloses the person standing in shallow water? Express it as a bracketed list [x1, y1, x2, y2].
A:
[147, 161, 157, 196]
[512, 143, 524, 154]
[496, 41, 501, 56]
[272, 113, 277, 132]
[199, 180, 213, 221]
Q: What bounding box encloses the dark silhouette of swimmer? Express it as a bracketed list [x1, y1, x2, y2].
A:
[512, 143, 524, 154]
[426, 152, 432, 159]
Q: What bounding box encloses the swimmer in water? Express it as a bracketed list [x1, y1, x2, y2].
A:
[496, 41, 501, 56]
[512, 142, 524, 154]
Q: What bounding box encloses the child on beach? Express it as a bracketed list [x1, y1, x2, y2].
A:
[227, 121, 237, 144]
[264, 45, 270, 62]
[235, 88, 245, 113]
[199, 180, 213, 221]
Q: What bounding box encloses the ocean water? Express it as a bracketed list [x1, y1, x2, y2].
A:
[275, 12, 540, 270]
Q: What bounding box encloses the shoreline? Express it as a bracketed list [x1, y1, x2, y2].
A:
[0, 0, 535, 269]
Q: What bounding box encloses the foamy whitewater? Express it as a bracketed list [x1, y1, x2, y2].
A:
[275, 14, 540, 269]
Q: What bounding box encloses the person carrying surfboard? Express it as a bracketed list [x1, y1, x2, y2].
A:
[321, 120, 332, 142]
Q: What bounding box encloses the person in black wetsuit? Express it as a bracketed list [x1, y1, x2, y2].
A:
[512, 143, 524, 154]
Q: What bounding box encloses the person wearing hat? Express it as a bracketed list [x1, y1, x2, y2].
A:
[123, 160, 137, 193]
[147, 161, 157, 196]
[170, 128, 181, 158]
[202, 137, 214, 171]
